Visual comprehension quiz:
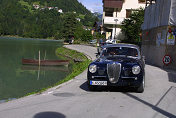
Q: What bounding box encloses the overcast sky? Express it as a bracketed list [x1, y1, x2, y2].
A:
[78, 0, 103, 13]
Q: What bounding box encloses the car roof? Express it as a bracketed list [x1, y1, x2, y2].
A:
[102, 43, 139, 49]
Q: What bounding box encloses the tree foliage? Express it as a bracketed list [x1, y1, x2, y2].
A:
[94, 32, 105, 40]
[62, 13, 78, 39]
[80, 30, 93, 42]
[121, 8, 144, 45]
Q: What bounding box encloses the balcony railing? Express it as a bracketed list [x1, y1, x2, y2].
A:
[103, 17, 125, 25]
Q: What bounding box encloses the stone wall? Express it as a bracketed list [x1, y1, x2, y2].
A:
[142, 26, 176, 70]
[166, 42, 176, 70]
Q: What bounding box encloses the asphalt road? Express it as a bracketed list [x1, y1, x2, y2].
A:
[0, 45, 176, 118]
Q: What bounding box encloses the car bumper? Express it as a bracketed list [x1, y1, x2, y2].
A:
[87, 76, 143, 87]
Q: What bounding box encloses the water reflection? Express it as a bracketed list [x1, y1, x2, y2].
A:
[0, 37, 71, 102]
[21, 65, 70, 80]
[21, 65, 69, 72]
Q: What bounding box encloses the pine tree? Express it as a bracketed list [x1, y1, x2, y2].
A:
[62, 13, 78, 39]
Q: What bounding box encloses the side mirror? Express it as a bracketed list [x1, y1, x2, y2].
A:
[142, 56, 145, 64]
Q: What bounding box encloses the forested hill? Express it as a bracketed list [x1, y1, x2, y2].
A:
[0, 0, 98, 39]
[0, 0, 91, 15]
[31, 0, 91, 14]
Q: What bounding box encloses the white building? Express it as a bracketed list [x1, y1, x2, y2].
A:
[33, 4, 40, 9]
[76, 18, 81, 22]
[58, 9, 63, 13]
[102, 0, 145, 40]
[48, 7, 54, 10]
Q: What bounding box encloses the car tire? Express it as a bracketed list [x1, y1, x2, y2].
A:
[136, 76, 145, 93]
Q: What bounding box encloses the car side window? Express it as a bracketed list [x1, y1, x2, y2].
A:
[127, 48, 138, 57]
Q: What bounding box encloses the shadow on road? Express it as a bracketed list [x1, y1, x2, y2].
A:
[123, 87, 176, 118]
[146, 63, 176, 83]
[161, 68, 176, 83]
[33, 111, 66, 118]
[80, 81, 137, 92]
[79, 81, 89, 91]
[167, 72, 176, 83]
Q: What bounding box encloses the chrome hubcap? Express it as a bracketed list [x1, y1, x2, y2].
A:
[142, 76, 145, 88]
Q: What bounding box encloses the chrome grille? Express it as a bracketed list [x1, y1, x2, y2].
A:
[107, 62, 121, 83]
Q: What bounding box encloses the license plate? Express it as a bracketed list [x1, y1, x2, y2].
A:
[90, 81, 107, 86]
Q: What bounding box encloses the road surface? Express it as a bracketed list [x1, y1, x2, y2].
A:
[0, 45, 176, 118]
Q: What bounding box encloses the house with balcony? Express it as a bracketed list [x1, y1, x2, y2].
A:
[102, 0, 145, 40]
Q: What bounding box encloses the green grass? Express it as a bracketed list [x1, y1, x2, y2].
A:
[56, 47, 86, 61]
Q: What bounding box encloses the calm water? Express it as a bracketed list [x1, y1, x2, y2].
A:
[0, 37, 71, 102]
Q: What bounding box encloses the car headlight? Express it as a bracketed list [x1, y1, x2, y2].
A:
[89, 64, 97, 73]
[132, 65, 141, 75]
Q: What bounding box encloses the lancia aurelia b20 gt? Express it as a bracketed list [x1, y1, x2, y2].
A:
[87, 44, 145, 92]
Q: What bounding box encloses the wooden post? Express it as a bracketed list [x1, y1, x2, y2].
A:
[37, 50, 41, 80]
[39, 50, 41, 66]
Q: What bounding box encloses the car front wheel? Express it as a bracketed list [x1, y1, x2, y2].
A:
[136, 76, 145, 93]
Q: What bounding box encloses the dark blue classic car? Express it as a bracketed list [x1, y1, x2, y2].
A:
[87, 44, 145, 93]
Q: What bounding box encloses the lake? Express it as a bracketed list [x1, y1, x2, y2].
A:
[0, 37, 71, 103]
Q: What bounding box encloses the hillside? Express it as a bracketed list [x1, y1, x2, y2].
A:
[0, 0, 91, 14]
[22, 0, 91, 14]
[0, 0, 97, 39]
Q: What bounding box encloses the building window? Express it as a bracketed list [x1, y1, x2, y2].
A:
[138, 0, 145, 3]
[105, 12, 113, 17]
[126, 9, 132, 18]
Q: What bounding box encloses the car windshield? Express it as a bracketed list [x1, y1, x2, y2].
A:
[101, 47, 139, 58]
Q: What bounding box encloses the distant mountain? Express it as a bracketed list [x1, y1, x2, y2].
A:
[93, 12, 103, 21]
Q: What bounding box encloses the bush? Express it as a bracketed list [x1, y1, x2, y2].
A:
[81, 30, 93, 42]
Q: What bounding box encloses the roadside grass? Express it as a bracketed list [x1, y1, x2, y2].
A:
[56, 47, 87, 61]
[54, 47, 91, 87]
[22, 47, 91, 96]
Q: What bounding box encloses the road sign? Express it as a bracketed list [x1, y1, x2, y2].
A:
[163, 55, 172, 65]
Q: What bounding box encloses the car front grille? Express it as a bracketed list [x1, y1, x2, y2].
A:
[107, 62, 121, 83]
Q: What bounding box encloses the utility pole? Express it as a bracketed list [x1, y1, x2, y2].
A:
[114, 18, 118, 43]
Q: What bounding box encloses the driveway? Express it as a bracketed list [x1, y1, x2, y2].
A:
[0, 45, 176, 118]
